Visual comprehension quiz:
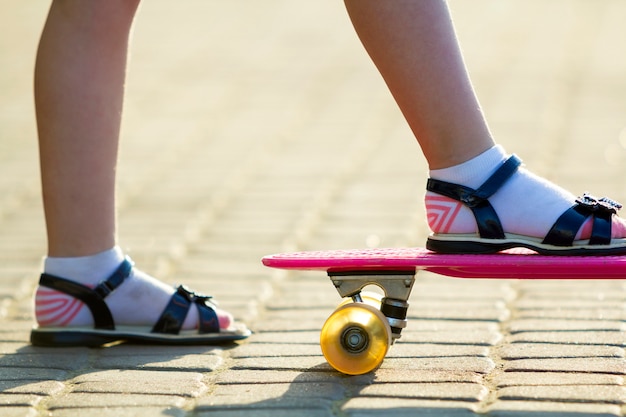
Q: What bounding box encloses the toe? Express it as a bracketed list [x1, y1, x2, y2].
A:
[612, 216, 626, 239]
[216, 308, 234, 330]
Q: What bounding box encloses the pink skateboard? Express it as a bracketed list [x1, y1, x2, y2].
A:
[262, 247, 626, 374]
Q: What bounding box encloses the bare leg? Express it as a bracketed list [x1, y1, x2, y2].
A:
[344, 0, 494, 169]
[35, 0, 139, 257]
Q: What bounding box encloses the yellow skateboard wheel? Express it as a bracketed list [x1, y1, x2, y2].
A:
[337, 291, 383, 309]
[320, 303, 391, 375]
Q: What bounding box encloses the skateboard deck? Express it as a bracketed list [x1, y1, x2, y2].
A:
[262, 247, 626, 279]
[262, 247, 625, 375]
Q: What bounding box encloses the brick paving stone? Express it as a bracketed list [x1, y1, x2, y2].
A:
[514, 299, 626, 310]
[411, 279, 516, 302]
[499, 344, 624, 359]
[388, 344, 490, 359]
[0, 394, 42, 407]
[93, 353, 223, 372]
[0, 408, 38, 417]
[214, 369, 367, 385]
[50, 407, 187, 417]
[197, 382, 345, 409]
[267, 285, 347, 311]
[342, 398, 479, 417]
[517, 282, 626, 299]
[47, 393, 187, 409]
[408, 305, 510, 322]
[514, 299, 626, 321]
[381, 357, 495, 374]
[416, 268, 502, 284]
[492, 372, 623, 388]
[0, 381, 64, 396]
[247, 331, 319, 345]
[508, 331, 626, 347]
[0, 344, 87, 355]
[70, 371, 208, 397]
[0, 321, 33, 334]
[497, 385, 626, 404]
[515, 308, 626, 321]
[372, 369, 483, 384]
[503, 358, 626, 375]
[486, 401, 621, 417]
[401, 330, 503, 346]
[0, 366, 68, 382]
[254, 305, 331, 321]
[229, 343, 322, 358]
[409, 321, 501, 332]
[70, 379, 207, 398]
[194, 410, 335, 417]
[506, 319, 626, 333]
[230, 356, 329, 372]
[0, 332, 30, 345]
[0, 353, 90, 371]
[93, 345, 226, 357]
[252, 316, 329, 333]
[359, 382, 488, 402]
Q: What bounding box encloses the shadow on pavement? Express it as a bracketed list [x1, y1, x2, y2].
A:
[0, 339, 242, 414]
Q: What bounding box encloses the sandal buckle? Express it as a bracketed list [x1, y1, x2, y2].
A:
[576, 193, 622, 215]
[176, 285, 213, 303]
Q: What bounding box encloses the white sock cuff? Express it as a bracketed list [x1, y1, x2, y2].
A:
[429, 145, 508, 189]
[43, 246, 125, 285]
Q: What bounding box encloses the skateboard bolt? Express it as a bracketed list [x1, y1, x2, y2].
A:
[341, 326, 369, 354]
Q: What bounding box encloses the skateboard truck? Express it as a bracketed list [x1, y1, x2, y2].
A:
[327, 269, 416, 343]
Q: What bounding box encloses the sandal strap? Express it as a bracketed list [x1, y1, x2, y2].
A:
[94, 256, 134, 298]
[426, 155, 522, 239]
[152, 285, 219, 335]
[589, 212, 612, 245]
[543, 193, 621, 246]
[38, 257, 133, 330]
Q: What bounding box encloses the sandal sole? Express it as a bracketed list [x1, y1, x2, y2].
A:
[427, 235, 626, 256]
[30, 325, 251, 347]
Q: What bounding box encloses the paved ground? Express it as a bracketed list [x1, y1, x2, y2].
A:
[2, 0, 626, 416]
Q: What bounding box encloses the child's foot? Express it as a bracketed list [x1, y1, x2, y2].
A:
[32, 247, 250, 346]
[425, 145, 626, 255]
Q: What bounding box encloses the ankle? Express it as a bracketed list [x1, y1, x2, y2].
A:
[428, 145, 507, 187]
[43, 246, 125, 286]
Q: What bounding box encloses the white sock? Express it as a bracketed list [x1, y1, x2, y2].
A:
[425, 145, 588, 239]
[35, 246, 202, 329]
[43, 246, 126, 285]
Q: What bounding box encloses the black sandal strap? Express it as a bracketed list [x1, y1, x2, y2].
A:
[195, 296, 220, 334]
[542, 205, 590, 247]
[589, 211, 612, 245]
[38, 257, 133, 330]
[152, 285, 219, 335]
[152, 286, 191, 334]
[543, 194, 621, 246]
[94, 256, 133, 298]
[473, 155, 522, 200]
[426, 155, 522, 239]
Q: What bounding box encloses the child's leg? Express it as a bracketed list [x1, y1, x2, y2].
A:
[34, 1, 233, 336]
[344, 0, 626, 254]
[35, 0, 135, 257]
[344, 0, 494, 169]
